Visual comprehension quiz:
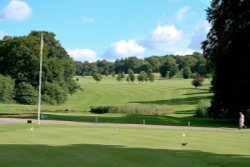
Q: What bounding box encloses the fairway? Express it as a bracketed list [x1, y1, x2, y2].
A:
[0, 76, 212, 115]
[0, 123, 249, 167]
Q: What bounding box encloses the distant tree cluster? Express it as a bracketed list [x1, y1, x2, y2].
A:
[0, 31, 78, 105]
[74, 52, 209, 79]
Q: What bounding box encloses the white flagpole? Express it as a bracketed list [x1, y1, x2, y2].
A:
[37, 33, 44, 124]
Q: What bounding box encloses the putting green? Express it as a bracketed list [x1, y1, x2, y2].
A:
[0, 124, 249, 167]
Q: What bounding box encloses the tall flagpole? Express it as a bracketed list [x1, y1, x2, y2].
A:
[37, 33, 44, 124]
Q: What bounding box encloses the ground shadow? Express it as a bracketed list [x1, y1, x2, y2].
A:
[182, 91, 211, 95]
[0, 144, 249, 167]
[129, 95, 212, 106]
[39, 113, 237, 128]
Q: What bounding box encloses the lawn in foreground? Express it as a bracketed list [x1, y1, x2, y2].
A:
[0, 124, 249, 167]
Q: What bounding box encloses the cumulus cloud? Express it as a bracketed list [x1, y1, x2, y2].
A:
[176, 6, 190, 20]
[0, 0, 32, 21]
[141, 25, 182, 50]
[188, 21, 211, 51]
[81, 17, 95, 23]
[104, 40, 145, 60]
[67, 49, 98, 62]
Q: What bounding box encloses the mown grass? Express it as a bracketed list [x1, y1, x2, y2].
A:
[0, 75, 225, 127]
[0, 124, 249, 167]
[0, 76, 212, 114]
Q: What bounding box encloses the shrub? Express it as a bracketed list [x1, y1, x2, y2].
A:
[192, 73, 204, 88]
[195, 99, 211, 118]
[42, 82, 68, 105]
[0, 75, 15, 103]
[15, 82, 37, 104]
[89, 104, 173, 116]
[90, 106, 110, 114]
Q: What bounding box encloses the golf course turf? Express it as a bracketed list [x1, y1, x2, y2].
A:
[0, 123, 250, 167]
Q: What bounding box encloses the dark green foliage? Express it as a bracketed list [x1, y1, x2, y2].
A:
[0, 31, 78, 104]
[75, 53, 209, 77]
[90, 106, 110, 114]
[137, 71, 148, 82]
[42, 82, 68, 105]
[192, 73, 204, 88]
[116, 73, 123, 82]
[182, 67, 192, 79]
[127, 69, 135, 83]
[202, 0, 250, 118]
[15, 82, 38, 104]
[148, 72, 155, 82]
[159, 57, 178, 78]
[89, 104, 173, 116]
[92, 73, 102, 82]
[0, 75, 15, 103]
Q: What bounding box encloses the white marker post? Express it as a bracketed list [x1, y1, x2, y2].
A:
[37, 33, 44, 124]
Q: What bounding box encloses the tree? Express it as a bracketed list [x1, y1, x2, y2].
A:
[0, 75, 15, 103]
[202, 0, 250, 118]
[183, 67, 192, 79]
[148, 72, 155, 82]
[92, 73, 102, 82]
[159, 57, 178, 78]
[192, 73, 204, 88]
[127, 69, 135, 83]
[15, 82, 38, 104]
[137, 71, 148, 82]
[42, 82, 68, 105]
[0, 31, 78, 104]
[116, 72, 123, 82]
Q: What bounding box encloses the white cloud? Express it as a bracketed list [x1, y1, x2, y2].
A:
[142, 25, 182, 50]
[176, 6, 190, 20]
[67, 49, 98, 62]
[0, 0, 32, 21]
[104, 40, 145, 60]
[173, 48, 195, 56]
[81, 17, 95, 23]
[188, 21, 211, 51]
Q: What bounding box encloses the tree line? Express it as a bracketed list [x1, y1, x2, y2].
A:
[74, 52, 209, 79]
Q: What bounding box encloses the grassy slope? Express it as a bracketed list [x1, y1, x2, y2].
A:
[2, 76, 234, 127]
[0, 75, 212, 114]
[0, 124, 249, 167]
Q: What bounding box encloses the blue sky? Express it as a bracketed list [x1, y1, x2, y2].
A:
[0, 0, 210, 62]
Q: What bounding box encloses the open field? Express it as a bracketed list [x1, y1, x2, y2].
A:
[0, 123, 249, 167]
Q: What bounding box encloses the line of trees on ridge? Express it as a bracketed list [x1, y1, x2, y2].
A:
[74, 52, 210, 80]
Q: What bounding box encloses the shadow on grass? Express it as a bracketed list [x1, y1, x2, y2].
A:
[129, 95, 212, 106]
[182, 91, 211, 95]
[41, 113, 238, 128]
[0, 144, 249, 167]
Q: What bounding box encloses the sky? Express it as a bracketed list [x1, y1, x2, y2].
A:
[0, 0, 211, 62]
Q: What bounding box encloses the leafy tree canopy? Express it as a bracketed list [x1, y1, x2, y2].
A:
[202, 0, 250, 118]
[0, 31, 77, 104]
